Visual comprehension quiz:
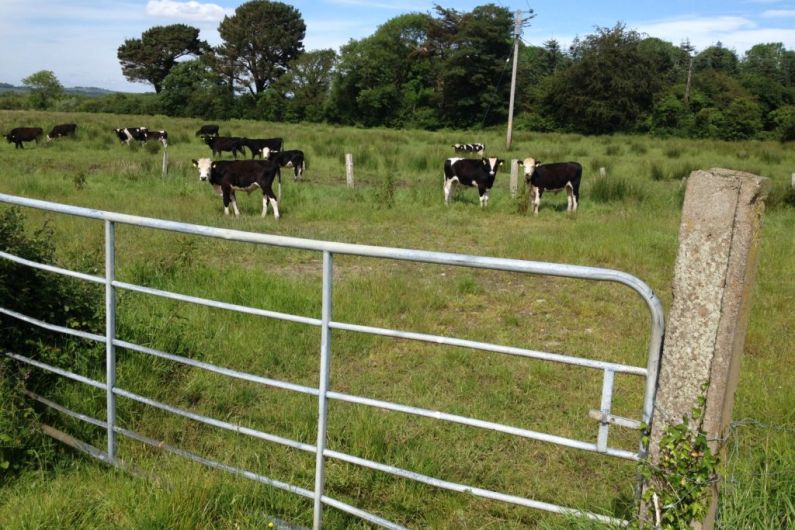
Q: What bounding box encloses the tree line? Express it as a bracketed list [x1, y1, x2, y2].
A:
[3, 0, 794, 142]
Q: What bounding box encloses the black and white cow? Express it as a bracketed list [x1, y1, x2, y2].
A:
[6, 127, 43, 149]
[115, 127, 148, 145]
[192, 158, 282, 219]
[520, 158, 582, 214]
[453, 143, 485, 155]
[240, 137, 284, 158]
[46, 123, 77, 141]
[205, 136, 246, 158]
[260, 147, 305, 179]
[443, 157, 503, 207]
[147, 130, 168, 147]
[196, 124, 220, 138]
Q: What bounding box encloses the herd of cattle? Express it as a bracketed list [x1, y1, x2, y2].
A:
[4, 123, 583, 216]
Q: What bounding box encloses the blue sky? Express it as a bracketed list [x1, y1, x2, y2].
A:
[1, 0, 794, 92]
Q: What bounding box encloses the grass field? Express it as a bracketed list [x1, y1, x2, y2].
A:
[0, 109, 793, 529]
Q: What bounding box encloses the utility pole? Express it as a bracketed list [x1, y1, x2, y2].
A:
[506, 10, 522, 150]
[681, 39, 695, 110]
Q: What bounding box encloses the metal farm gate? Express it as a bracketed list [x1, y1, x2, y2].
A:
[0, 193, 665, 529]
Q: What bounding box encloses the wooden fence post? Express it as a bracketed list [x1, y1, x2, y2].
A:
[345, 153, 354, 189]
[161, 148, 168, 177]
[510, 159, 519, 198]
[643, 168, 769, 529]
[599, 167, 606, 178]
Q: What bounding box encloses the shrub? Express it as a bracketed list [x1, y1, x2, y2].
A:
[0, 207, 102, 477]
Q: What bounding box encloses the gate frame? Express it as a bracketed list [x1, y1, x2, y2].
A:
[0, 193, 665, 528]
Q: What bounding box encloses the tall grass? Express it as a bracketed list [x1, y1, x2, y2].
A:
[1, 110, 793, 529]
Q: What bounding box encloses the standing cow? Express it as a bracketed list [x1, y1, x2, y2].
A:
[520, 158, 582, 214]
[46, 123, 77, 141]
[192, 158, 281, 219]
[443, 157, 503, 207]
[6, 127, 43, 149]
[260, 147, 306, 180]
[115, 127, 148, 145]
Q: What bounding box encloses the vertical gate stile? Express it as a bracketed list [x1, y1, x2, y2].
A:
[105, 220, 117, 462]
[597, 369, 614, 453]
[313, 250, 333, 530]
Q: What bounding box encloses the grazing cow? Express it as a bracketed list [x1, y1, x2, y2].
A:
[147, 130, 168, 147]
[46, 123, 77, 141]
[240, 137, 284, 158]
[205, 136, 246, 158]
[196, 124, 220, 138]
[520, 158, 582, 214]
[5, 127, 43, 149]
[192, 158, 281, 219]
[115, 127, 148, 145]
[260, 147, 306, 179]
[453, 143, 485, 155]
[443, 157, 503, 207]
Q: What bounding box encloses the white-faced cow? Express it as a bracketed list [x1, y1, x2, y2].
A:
[205, 136, 246, 158]
[453, 143, 485, 155]
[192, 158, 282, 219]
[520, 158, 582, 215]
[147, 130, 168, 147]
[46, 123, 77, 141]
[443, 157, 503, 208]
[196, 124, 219, 138]
[115, 127, 148, 145]
[6, 127, 43, 149]
[241, 137, 284, 158]
[260, 147, 306, 180]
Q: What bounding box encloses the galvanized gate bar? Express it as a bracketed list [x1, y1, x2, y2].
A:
[0, 193, 665, 528]
[105, 220, 117, 463]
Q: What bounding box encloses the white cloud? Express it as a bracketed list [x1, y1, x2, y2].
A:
[761, 9, 795, 17]
[145, 0, 232, 22]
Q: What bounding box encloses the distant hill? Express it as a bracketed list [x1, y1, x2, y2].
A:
[0, 83, 116, 97]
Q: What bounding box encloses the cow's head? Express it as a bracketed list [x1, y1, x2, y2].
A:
[520, 158, 540, 180]
[5, 133, 13, 143]
[482, 157, 503, 177]
[192, 158, 215, 181]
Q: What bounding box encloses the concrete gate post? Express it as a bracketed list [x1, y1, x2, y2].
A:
[644, 168, 769, 529]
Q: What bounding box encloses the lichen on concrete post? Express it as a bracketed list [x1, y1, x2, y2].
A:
[643, 168, 769, 529]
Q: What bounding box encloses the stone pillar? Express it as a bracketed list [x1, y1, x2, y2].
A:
[645, 168, 768, 529]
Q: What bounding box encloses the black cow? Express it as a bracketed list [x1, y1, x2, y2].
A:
[6, 127, 43, 149]
[443, 157, 503, 207]
[453, 143, 485, 154]
[520, 158, 582, 214]
[261, 147, 305, 179]
[196, 124, 220, 138]
[46, 123, 77, 141]
[240, 137, 284, 158]
[115, 127, 148, 145]
[205, 136, 246, 158]
[147, 130, 168, 147]
[192, 158, 281, 219]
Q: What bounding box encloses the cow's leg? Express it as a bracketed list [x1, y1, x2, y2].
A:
[269, 196, 280, 219]
[262, 194, 269, 217]
[566, 183, 574, 211]
[532, 186, 541, 215]
[222, 186, 232, 216]
[444, 178, 454, 205]
[479, 187, 489, 208]
[569, 183, 579, 212]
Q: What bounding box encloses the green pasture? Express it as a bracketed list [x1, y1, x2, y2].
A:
[0, 109, 793, 529]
